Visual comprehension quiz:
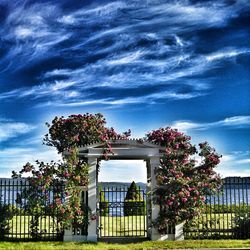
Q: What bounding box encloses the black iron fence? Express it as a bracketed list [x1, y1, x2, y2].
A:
[184, 177, 250, 239]
[98, 185, 147, 238]
[1, 177, 250, 241]
[0, 178, 65, 241]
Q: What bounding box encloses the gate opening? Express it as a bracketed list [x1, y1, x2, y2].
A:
[98, 160, 148, 240]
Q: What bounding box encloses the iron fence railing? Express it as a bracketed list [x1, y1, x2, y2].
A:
[98, 185, 147, 238]
[0, 178, 65, 241]
[1, 177, 249, 241]
[184, 177, 250, 239]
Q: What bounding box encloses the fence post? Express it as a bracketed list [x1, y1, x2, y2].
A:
[175, 222, 184, 240]
[149, 156, 184, 240]
[149, 156, 163, 240]
[87, 157, 98, 242]
[64, 186, 87, 242]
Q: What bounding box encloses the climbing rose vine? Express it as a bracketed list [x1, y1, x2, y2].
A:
[13, 113, 221, 234]
[12, 149, 89, 229]
[13, 113, 130, 230]
[43, 113, 131, 156]
[146, 127, 222, 233]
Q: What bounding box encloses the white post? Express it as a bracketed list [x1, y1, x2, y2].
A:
[175, 222, 184, 240]
[87, 157, 98, 242]
[149, 156, 162, 241]
[149, 156, 184, 241]
[64, 186, 88, 242]
[63, 226, 73, 242]
[146, 159, 152, 239]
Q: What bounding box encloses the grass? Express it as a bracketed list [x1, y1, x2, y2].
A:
[2, 215, 250, 249]
[185, 213, 238, 239]
[8, 215, 61, 239]
[6, 213, 239, 239]
[6, 215, 147, 238]
[0, 240, 250, 250]
[186, 213, 235, 231]
[99, 215, 147, 237]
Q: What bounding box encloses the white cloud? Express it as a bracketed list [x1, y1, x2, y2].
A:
[236, 159, 250, 164]
[171, 116, 250, 132]
[99, 160, 146, 182]
[0, 146, 61, 178]
[31, 46, 248, 102]
[0, 2, 70, 71]
[0, 80, 79, 100]
[40, 89, 204, 108]
[0, 0, 249, 108]
[0, 121, 35, 142]
[214, 151, 250, 177]
[58, 1, 127, 25]
[206, 49, 250, 62]
[217, 166, 250, 178]
[107, 51, 144, 65]
[219, 116, 250, 126]
[220, 154, 236, 163]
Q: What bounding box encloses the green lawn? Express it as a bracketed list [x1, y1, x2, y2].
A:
[185, 213, 238, 239]
[0, 240, 250, 250]
[6, 215, 147, 238]
[5, 213, 240, 240]
[99, 215, 147, 237]
[6, 215, 62, 239]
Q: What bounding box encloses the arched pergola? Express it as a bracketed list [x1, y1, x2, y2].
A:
[64, 139, 183, 242]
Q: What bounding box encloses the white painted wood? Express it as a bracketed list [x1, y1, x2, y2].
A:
[63, 139, 184, 242]
[149, 156, 161, 241]
[86, 156, 98, 242]
[175, 222, 184, 240]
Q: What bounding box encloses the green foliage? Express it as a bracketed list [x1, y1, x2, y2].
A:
[205, 203, 250, 214]
[125, 182, 142, 200]
[146, 128, 222, 233]
[0, 198, 13, 239]
[12, 113, 131, 230]
[11, 113, 222, 234]
[12, 154, 89, 229]
[29, 214, 41, 239]
[124, 182, 145, 216]
[124, 201, 145, 216]
[43, 113, 131, 154]
[99, 187, 109, 216]
[0, 240, 250, 250]
[233, 212, 250, 239]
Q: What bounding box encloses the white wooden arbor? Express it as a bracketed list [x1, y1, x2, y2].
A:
[64, 139, 184, 242]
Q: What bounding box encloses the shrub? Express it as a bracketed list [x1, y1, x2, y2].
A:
[232, 212, 250, 239]
[0, 198, 14, 239]
[146, 128, 222, 233]
[205, 203, 250, 214]
[99, 187, 109, 216]
[124, 182, 145, 216]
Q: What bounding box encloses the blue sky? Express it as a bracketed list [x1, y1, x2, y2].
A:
[0, 0, 249, 182]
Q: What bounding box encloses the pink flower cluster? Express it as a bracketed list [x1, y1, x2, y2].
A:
[146, 126, 222, 230]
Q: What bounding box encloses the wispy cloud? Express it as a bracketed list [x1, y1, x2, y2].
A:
[1, 46, 247, 105]
[41, 48, 248, 89]
[0, 121, 35, 142]
[171, 116, 250, 132]
[217, 151, 250, 177]
[205, 49, 250, 62]
[0, 146, 61, 177]
[0, 2, 70, 71]
[0, 80, 81, 101]
[38, 90, 204, 108]
[0, 0, 249, 107]
[217, 166, 250, 177]
[0, 0, 249, 181]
